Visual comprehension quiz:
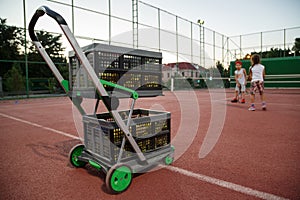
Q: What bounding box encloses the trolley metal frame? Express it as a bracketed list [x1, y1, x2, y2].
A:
[28, 6, 174, 193]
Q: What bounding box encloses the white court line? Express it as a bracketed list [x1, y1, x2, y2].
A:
[0, 112, 80, 140]
[165, 165, 289, 200]
[0, 112, 289, 200]
[265, 102, 300, 107]
[208, 98, 300, 107]
[0, 101, 71, 108]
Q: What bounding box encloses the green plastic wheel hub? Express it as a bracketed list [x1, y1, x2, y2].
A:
[110, 166, 132, 192]
[70, 145, 86, 167]
[165, 156, 173, 165]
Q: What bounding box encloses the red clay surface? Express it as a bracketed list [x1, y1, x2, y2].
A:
[0, 89, 299, 200]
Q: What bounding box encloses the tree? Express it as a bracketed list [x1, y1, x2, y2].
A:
[0, 18, 24, 76]
[0, 20, 68, 94]
[244, 47, 295, 59]
[186, 78, 194, 87]
[28, 30, 65, 59]
[28, 30, 68, 79]
[263, 48, 290, 58]
[292, 38, 300, 56]
[0, 18, 23, 60]
[3, 63, 25, 92]
[216, 61, 224, 76]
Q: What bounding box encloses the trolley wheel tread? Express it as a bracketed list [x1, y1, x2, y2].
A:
[105, 163, 132, 194]
[164, 145, 175, 165]
[164, 155, 174, 165]
[69, 144, 87, 168]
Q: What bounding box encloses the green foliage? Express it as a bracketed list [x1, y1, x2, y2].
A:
[243, 38, 300, 59]
[28, 30, 65, 59]
[262, 48, 290, 58]
[0, 18, 23, 60]
[186, 78, 194, 87]
[28, 30, 68, 79]
[216, 61, 224, 76]
[0, 18, 24, 77]
[194, 79, 207, 89]
[292, 38, 300, 56]
[48, 77, 58, 93]
[215, 61, 229, 78]
[3, 63, 25, 92]
[58, 63, 69, 80]
[247, 47, 298, 59]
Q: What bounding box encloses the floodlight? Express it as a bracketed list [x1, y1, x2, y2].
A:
[197, 19, 204, 25]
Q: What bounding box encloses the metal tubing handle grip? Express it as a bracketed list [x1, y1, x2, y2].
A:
[29, 6, 67, 42]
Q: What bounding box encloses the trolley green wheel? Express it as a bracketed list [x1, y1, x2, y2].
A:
[105, 164, 132, 193]
[69, 144, 87, 167]
[164, 146, 175, 165]
[165, 155, 174, 165]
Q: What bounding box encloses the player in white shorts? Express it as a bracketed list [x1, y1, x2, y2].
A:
[231, 60, 247, 103]
[248, 54, 266, 111]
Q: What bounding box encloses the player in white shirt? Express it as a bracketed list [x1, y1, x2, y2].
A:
[231, 60, 247, 103]
[248, 54, 266, 111]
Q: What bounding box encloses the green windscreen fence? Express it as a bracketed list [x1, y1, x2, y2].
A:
[230, 56, 300, 88]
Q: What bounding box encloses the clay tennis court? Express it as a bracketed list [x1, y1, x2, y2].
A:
[0, 89, 299, 200]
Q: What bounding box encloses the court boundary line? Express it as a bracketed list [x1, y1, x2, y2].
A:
[0, 112, 80, 140]
[0, 112, 289, 200]
[165, 165, 289, 200]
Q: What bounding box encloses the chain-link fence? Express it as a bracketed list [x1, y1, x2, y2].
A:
[228, 27, 300, 59]
[0, 59, 68, 97]
[0, 0, 299, 97]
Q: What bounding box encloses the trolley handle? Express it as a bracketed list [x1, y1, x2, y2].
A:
[100, 79, 139, 100]
[29, 6, 67, 42]
[28, 5, 110, 99]
[28, 6, 147, 162]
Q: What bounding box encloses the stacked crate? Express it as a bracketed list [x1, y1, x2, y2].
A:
[83, 109, 171, 164]
[69, 43, 163, 98]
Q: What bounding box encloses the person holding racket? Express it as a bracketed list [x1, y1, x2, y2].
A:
[231, 60, 247, 103]
[248, 54, 266, 111]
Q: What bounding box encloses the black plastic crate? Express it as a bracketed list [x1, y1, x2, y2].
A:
[83, 109, 171, 163]
[69, 43, 163, 98]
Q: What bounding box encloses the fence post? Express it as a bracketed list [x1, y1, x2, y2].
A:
[171, 78, 174, 92]
[191, 22, 193, 63]
[283, 28, 286, 57]
[108, 0, 111, 45]
[71, 0, 74, 33]
[213, 31, 215, 65]
[260, 32, 263, 57]
[239, 35, 242, 59]
[176, 16, 178, 63]
[23, 0, 29, 98]
[222, 35, 224, 64]
[158, 8, 161, 51]
[0, 77, 3, 97]
[132, 0, 138, 48]
[227, 37, 229, 67]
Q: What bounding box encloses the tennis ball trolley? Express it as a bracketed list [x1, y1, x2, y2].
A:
[29, 6, 174, 193]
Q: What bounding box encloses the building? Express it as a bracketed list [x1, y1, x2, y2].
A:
[162, 62, 207, 82]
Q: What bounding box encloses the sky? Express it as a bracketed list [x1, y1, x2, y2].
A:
[0, 0, 299, 65]
[143, 0, 300, 36]
[1, 0, 299, 36]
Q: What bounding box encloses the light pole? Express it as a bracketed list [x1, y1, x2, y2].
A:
[197, 19, 205, 68]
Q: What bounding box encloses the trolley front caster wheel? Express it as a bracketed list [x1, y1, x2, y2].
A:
[164, 155, 174, 165]
[164, 145, 175, 165]
[69, 144, 87, 168]
[105, 164, 133, 194]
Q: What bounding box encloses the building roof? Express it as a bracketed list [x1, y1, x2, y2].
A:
[163, 62, 206, 71]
